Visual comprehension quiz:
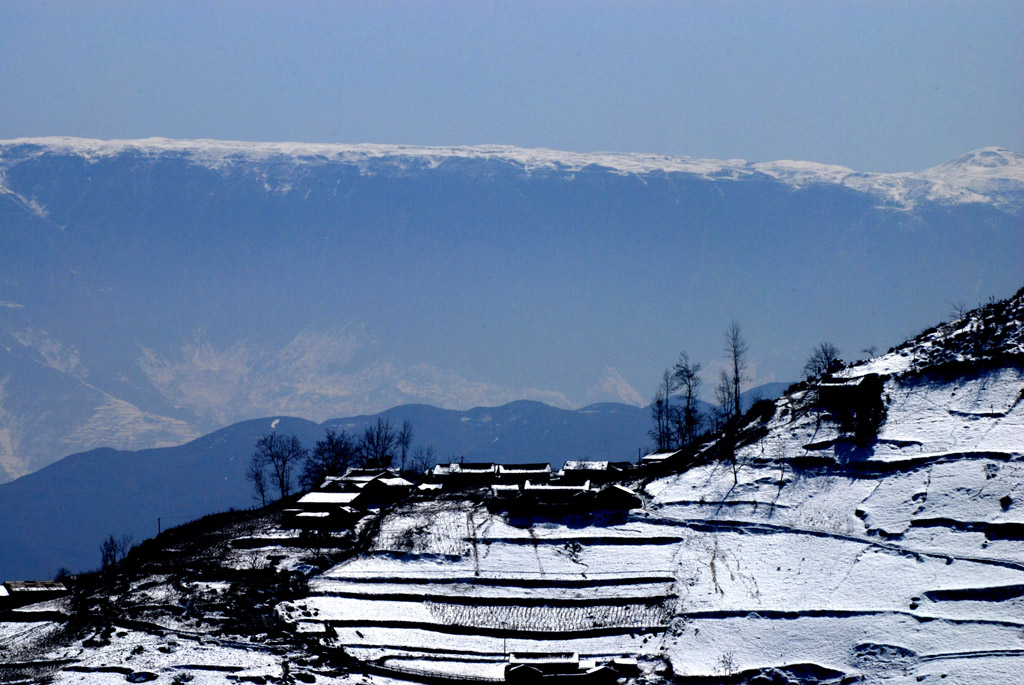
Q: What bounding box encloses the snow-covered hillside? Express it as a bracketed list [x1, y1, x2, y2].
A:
[3, 290, 1021, 683]
[284, 368, 1022, 681]
[282, 294, 1024, 682]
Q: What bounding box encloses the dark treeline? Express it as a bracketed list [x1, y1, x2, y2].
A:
[244, 417, 435, 506]
[651, 322, 843, 455]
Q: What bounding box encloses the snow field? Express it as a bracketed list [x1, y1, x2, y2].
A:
[288, 500, 681, 674]
[645, 365, 1024, 679]
[664, 613, 1024, 680]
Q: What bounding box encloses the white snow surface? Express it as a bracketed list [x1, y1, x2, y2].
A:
[2, 137, 1022, 210]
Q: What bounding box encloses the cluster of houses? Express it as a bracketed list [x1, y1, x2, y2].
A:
[427, 460, 645, 514]
[282, 458, 655, 533]
[283, 468, 415, 533]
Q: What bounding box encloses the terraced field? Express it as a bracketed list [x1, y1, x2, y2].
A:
[279, 361, 1024, 683]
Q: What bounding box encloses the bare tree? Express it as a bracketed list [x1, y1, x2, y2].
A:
[252, 433, 307, 500]
[713, 368, 735, 430]
[246, 452, 268, 506]
[361, 418, 397, 468]
[99, 533, 133, 571]
[99, 535, 118, 571]
[712, 369, 740, 483]
[724, 321, 748, 419]
[116, 534, 133, 561]
[409, 444, 437, 476]
[672, 351, 703, 447]
[397, 420, 413, 474]
[649, 369, 676, 451]
[300, 428, 358, 491]
[803, 341, 841, 378]
[950, 301, 969, 321]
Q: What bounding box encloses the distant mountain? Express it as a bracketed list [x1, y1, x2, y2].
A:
[0, 416, 322, 582]
[2, 138, 1021, 481]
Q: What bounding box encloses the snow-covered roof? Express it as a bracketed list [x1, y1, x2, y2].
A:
[640, 450, 678, 463]
[524, 480, 589, 492]
[433, 463, 497, 475]
[509, 651, 579, 665]
[562, 461, 609, 471]
[374, 476, 413, 488]
[498, 463, 552, 473]
[321, 471, 397, 488]
[297, 492, 361, 506]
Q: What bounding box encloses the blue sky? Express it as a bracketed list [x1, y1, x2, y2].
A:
[1, 1, 1021, 171]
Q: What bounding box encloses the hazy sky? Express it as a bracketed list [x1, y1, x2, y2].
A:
[1, 1, 1021, 171]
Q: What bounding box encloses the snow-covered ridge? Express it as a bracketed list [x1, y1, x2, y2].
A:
[2, 137, 1022, 211]
[840, 285, 1024, 379]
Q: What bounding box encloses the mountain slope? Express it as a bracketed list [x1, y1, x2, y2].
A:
[0, 416, 322, 582]
[1, 289, 1022, 684]
[282, 289, 1024, 681]
[2, 138, 1022, 480]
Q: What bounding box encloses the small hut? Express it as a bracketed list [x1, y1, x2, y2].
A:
[1, 581, 68, 609]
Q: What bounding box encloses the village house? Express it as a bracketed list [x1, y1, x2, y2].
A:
[430, 462, 499, 487]
[285, 468, 412, 533]
[496, 463, 552, 484]
[356, 474, 414, 508]
[322, 467, 401, 489]
[639, 449, 681, 472]
[815, 374, 881, 408]
[489, 483, 522, 502]
[557, 460, 634, 485]
[594, 484, 644, 510]
[0, 580, 68, 610]
[815, 373, 884, 418]
[497, 480, 593, 514]
[296, 490, 363, 511]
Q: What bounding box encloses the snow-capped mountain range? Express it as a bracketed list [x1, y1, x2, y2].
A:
[0, 138, 1021, 482]
[4, 138, 1022, 210]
